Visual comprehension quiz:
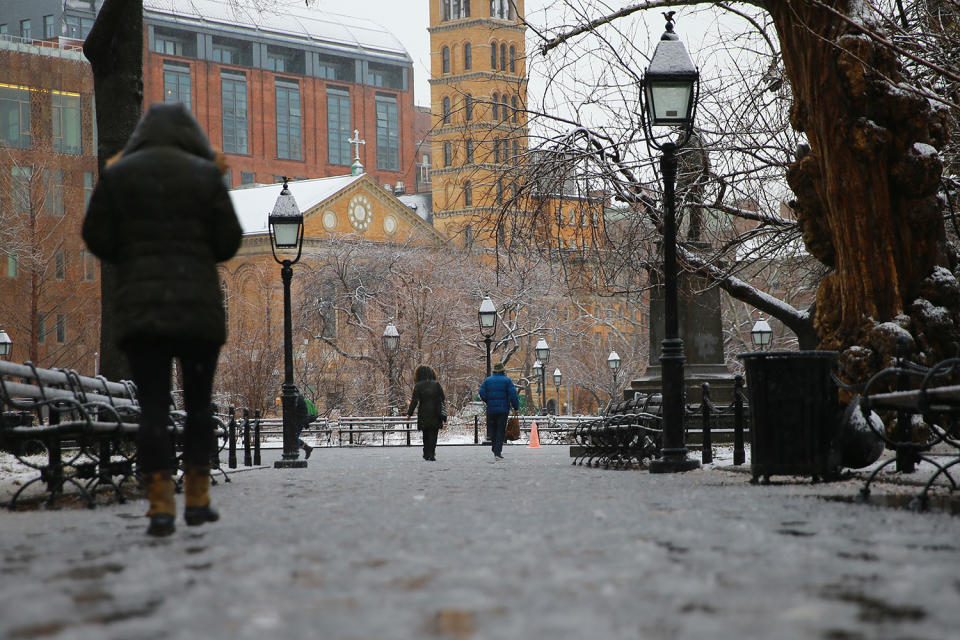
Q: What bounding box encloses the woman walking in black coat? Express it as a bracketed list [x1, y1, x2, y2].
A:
[406, 365, 447, 461]
[82, 103, 242, 537]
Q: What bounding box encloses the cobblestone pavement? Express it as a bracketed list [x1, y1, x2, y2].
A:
[1, 446, 958, 640]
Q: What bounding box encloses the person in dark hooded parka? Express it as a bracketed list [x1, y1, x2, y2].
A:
[406, 365, 447, 461]
[82, 103, 242, 537]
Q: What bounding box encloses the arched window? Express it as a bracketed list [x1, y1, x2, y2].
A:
[493, 137, 500, 163]
[442, 46, 450, 74]
[500, 44, 506, 71]
[442, 96, 451, 124]
[501, 95, 509, 121]
[490, 41, 497, 70]
[464, 42, 472, 70]
[465, 94, 473, 121]
[443, 140, 452, 167]
[491, 92, 499, 121]
[466, 138, 474, 163]
[464, 180, 472, 206]
[511, 95, 519, 123]
[496, 178, 504, 204]
[509, 45, 516, 73]
[512, 138, 519, 164]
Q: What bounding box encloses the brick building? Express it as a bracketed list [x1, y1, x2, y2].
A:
[0, 36, 100, 369]
[2, 0, 418, 190]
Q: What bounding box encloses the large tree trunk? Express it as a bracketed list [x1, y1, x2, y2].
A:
[83, 0, 143, 381]
[767, 0, 955, 381]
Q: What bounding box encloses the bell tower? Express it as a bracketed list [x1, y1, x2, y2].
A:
[428, 0, 527, 245]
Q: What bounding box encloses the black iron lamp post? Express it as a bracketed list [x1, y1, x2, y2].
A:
[478, 296, 497, 378]
[268, 178, 307, 469]
[553, 367, 562, 414]
[382, 321, 400, 413]
[532, 359, 543, 412]
[642, 13, 701, 473]
[751, 316, 772, 350]
[535, 336, 550, 413]
[0, 329, 12, 359]
[607, 349, 621, 400]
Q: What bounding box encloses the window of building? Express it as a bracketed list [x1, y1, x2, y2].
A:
[376, 94, 399, 171]
[153, 26, 195, 57]
[8, 254, 18, 278]
[490, 41, 497, 69]
[511, 95, 519, 123]
[221, 71, 248, 154]
[464, 180, 472, 207]
[81, 249, 96, 281]
[366, 62, 403, 90]
[275, 79, 302, 161]
[512, 139, 519, 164]
[83, 172, 94, 208]
[52, 91, 82, 154]
[500, 44, 507, 71]
[43, 15, 55, 39]
[241, 171, 255, 184]
[326, 87, 351, 166]
[11, 166, 31, 215]
[466, 138, 474, 163]
[442, 46, 450, 74]
[0, 25, 8, 39]
[443, 0, 470, 20]
[491, 0, 512, 19]
[38, 313, 47, 345]
[496, 179, 503, 204]
[163, 62, 192, 110]
[56, 314, 65, 343]
[491, 92, 499, 121]
[223, 169, 232, 188]
[442, 96, 451, 125]
[211, 36, 251, 66]
[501, 95, 509, 121]
[464, 43, 472, 70]
[0, 84, 31, 149]
[44, 169, 64, 216]
[443, 141, 452, 167]
[19, 19, 31, 40]
[64, 15, 94, 40]
[55, 250, 65, 280]
[465, 94, 473, 121]
[317, 54, 353, 81]
[493, 138, 500, 163]
[265, 45, 305, 74]
[510, 45, 516, 73]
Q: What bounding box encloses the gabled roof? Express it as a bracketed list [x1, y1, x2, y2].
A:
[231, 174, 363, 235]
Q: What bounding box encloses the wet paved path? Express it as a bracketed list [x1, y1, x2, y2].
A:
[1, 446, 958, 640]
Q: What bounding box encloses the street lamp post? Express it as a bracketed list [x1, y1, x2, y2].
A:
[532, 359, 542, 412]
[0, 329, 12, 360]
[642, 13, 701, 473]
[478, 296, 497, 378]
[535, 336, 550, 413]
[607, 350, 621, 401]
[382, 321, 400, 413]
[268, 178, 307, 469]
[553, 368, 562, 415]
[751, 316, 772, 350]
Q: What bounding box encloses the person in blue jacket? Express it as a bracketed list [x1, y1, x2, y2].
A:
[478, 362, 519, 459]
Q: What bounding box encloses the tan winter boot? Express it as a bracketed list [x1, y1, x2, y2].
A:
[183, 465, 220, 526]
[145, 470, 176, 537]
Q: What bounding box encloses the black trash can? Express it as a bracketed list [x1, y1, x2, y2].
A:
[738, 351, 840, 483]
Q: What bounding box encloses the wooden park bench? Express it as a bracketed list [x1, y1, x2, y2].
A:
[1, 360, 227, 510]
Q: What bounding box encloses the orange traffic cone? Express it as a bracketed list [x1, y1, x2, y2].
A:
[527, 420, 541, 448]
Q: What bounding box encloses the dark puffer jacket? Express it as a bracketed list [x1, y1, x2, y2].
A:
[406, 365, 446, 431]
[479, 372, 519, 415]
[82, 103, 242, 347]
